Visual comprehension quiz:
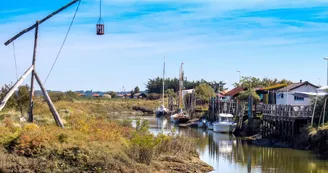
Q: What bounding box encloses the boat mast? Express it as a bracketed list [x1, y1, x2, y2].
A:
[162, 57, 165, 107]
[179, 62, 184, 109]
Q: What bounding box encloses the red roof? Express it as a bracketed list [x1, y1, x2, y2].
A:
[92, 94, 100, 97]
[225, 87, 246, 97]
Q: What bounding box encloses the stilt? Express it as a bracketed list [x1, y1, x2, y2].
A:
[28, 21, 39, 123]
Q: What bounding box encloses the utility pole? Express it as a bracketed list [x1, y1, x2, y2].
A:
[237, 70, 241, 86]
[324, 58, 328, 85]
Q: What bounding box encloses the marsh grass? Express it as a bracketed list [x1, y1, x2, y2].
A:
[0, 100, 211, 172]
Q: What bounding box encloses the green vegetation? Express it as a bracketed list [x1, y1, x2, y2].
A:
[0, 100, 212, 172]
[0, 84, 30, 113]
[237, 88, 261, 102]
[234, 76, 292, 88]
[146, 77, 227, 93]
[195, 83, 215, 103]
[134, 86, 140, 94]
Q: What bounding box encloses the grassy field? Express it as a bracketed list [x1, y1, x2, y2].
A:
[0, 99, 212, 173]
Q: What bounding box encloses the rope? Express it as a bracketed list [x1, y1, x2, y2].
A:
[12, 41, 23, 116]
[12, 41, 18, 79]
[44, 0, 81, 84]
[100, 0, 102, 18]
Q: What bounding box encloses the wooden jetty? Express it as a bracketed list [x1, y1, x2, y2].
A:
[262, 104, 315, 143]
[208, 97, 246, 122]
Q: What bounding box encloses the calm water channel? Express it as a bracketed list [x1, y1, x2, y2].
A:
[127, 116, 328, 173]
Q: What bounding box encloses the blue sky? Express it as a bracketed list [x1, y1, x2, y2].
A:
[1, 0, 328, 92]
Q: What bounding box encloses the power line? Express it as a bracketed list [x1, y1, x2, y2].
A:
[44, 0, 81, 84]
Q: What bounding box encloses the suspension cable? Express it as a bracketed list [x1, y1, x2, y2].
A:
[12, 41, 18, 80]
[100, 0, 102, 18]
[44, 0, 81, 84]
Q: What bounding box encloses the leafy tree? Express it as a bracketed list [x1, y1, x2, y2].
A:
[195, 83, 215, 102]
[165, 89, 176, 98]
[64, 91, 78, 101]
[130, 90, 135, 98]
[0, 84, 30, 112]
[134, 86, 140, 94]
[237, 88, 261, 102]
[108, 91, 117, 98]
[234, 76, 293, 88]
[16, 85, 30, 113]
[0, 84, 17, 109]
[49, 92, 65, 102]
[145, 77, 227, 94]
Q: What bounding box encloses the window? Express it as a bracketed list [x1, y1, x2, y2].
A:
[294, 96, 304, 101]
[281, 94, 284, 98]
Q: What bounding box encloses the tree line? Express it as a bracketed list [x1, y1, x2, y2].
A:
[145, 77, 227, 94]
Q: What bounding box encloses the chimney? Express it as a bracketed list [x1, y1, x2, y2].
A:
[300, 80, 303, 83]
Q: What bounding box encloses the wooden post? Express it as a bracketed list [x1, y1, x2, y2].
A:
[4, 0, 79, 46]
[28, 21, 39, 123]
[0, 66, 34, 111]
[34, 72, 64, 128]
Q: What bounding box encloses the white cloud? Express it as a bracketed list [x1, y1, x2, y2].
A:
[1, 0, 328, 90]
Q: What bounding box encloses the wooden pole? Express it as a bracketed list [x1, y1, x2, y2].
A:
[34, 72, 64, 128]
[311, 93, 318, 127]
[28, 21, 39, 123]
[322, 97, 327, 126]
[4, 0, 79, 46]
[0, 65, 34, 111]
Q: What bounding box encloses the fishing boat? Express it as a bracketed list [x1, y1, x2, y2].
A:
[170, 62, 190, 124]
[155, 58, 169, 117]
[213, 113, 237, 133]
[170, 109, 190, 124]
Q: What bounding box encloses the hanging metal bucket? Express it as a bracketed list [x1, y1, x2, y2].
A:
[96, 18, 104, 35]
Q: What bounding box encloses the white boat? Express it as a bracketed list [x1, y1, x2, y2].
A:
[155, 58, 169, 117]
[213, 113, 237, 133]
[155, 105, 168, 117]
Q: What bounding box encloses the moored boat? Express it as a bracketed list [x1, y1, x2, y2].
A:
[155, 58, 169, 117]
[170, 109, 190, 124]
[213, 113, 237, 133]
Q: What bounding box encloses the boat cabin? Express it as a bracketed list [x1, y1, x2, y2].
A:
[218, 113, 234, 122]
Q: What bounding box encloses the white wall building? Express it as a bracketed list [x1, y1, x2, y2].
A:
[276, 81, 318, 106]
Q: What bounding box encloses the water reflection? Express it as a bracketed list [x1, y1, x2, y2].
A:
[130, 116, 328, 173]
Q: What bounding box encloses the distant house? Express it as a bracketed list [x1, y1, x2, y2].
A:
[134, 93, 147, 99]
[225, 87, 247, 100]
[77, 93, 86, 97]
[117, 94, 125, 98]
[103, 94, 112, 98]
[276, 81, 318, 106]
[92, 93, 102, 98]
[182, 89, 194, 99]
[256, 84, 288, 104]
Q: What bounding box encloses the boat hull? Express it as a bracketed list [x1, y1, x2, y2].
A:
[156, 110, 168, 118]
[213, 122, 237, 133]
[170, 116, 189, 124]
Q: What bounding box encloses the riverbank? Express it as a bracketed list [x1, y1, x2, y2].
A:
[0, 100, 213, 173]
[249, 125, 328, 156]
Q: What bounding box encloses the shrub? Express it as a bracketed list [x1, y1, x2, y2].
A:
[147, 93, 161, 100]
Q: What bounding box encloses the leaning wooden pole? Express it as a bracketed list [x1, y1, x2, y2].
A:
[28, 21, 39, 123]
[4, 0, 79, 46]
[0, 65, 34, 111]
[34, 72, 64, 128]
